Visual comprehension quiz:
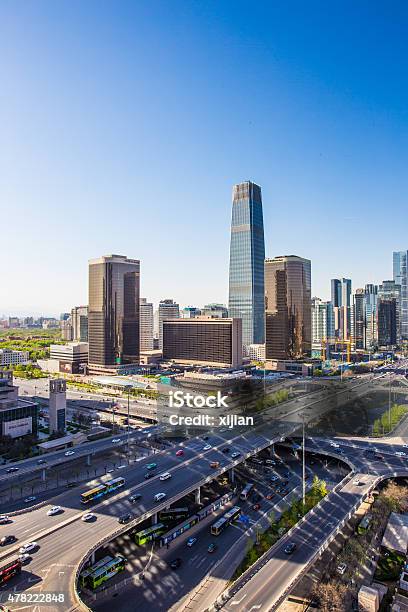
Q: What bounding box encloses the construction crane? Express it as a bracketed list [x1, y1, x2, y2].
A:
[321, 337, 353, 363]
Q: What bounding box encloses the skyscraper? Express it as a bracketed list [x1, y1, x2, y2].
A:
[378, 299, 397, 348]
[88, 255, 140, 374]
[311, 297, 333, 356]
[353, 289, 365, 350]
[393, 251, 408, 340]
[378, 280, 401, 344]
[70, 306, 88, 342]
[140, 298, 154, 351]
[265, 255, 311, 361]
[330, 278, 352, 339]
[228, 181, 265, 350]
[158, 299, 180, 349]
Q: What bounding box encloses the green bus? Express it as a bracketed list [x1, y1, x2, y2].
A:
[79, 555, 126, 590]
[357, 513, 372, 534]
[134, 523, 165, 545]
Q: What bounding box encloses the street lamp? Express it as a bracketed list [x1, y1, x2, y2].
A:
[301, 412, 306, 507]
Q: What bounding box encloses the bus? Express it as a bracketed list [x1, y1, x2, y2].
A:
[358, 513, 372, 535]
[0, 558, 22, 587]
[134, 523, 166, 545]
[210, 506, 241, 536]
[79, 555, 126, 590]
[240, 483, 254, 501]
[79, 556, 113, 589]
[81, 477, 125, 504]
[159, 507, 189, 522]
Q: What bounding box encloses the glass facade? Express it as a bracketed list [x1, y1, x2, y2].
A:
[393, 251, 408, 340]
[228, 181, 265, 348]
[265, 256, 311, 360]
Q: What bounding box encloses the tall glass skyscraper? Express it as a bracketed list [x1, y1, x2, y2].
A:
[393, 251, 408, 340]
[228, 181, 265, 348]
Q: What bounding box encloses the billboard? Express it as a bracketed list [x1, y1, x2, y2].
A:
[3, 417, 33, 438]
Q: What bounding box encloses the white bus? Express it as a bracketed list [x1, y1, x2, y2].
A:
[240, 483, 254, 501]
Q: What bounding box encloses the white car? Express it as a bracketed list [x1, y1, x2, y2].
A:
[19, 542, 38, 554]
[396, 451, 407, 457]
[159, 472, 171, 481]
[330, 442, 340, 448]
[64, 450, 75, 456]
[47, 506, 62, 516]
[112, 438, 121, 443]
[231, 452, 241, 459]
[117, 465, 127, 470]
[203, 445, 212, 451]
[154, 493, 166, 502]
[81, 513, 96, 522]
[18, 553, 31, 565]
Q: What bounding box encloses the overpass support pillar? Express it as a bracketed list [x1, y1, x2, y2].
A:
[194, 487, 201, 505]
[90, 551, 95, 565]
[152, 513, 158, 525]
[86, 454, 92, 467]
[229, 468, 235, 484]
[41, 468, 46, 481]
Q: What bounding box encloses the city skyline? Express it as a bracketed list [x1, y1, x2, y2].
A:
[2, 2, 408, 314]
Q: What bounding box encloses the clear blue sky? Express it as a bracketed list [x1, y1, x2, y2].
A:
[1, 1, 408, 316]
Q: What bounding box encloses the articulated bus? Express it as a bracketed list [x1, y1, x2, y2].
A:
[79, 555, 126, 590]
[81, 477, 125, 504]
[134, 523, 166, 545]
[0, 558, 22, 587]
[240, 483, 254, 501]
[210, 506, 241, 536]
[159, 507, 189, 522]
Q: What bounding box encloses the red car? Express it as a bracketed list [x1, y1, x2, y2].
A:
[266, 493, 274, 500]
[176, 449, 184, 457]
[253, 503, 261, 511]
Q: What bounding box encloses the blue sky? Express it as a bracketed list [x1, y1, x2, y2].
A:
[1, 1, 408, 316]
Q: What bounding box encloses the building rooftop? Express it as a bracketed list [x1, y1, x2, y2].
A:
[382, 512, 408, 554]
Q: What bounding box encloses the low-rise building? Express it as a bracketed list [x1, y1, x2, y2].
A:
[0, 369, 38, 438]
[0, 348, 29, 366]
[49, 342, 89, 374]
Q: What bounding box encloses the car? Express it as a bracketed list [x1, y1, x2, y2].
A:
[187, 537, 197, 547]
[337, 563, 347, 575]
[112, 438, 121, 443]
[64, 450, 75, 456]
[403, 444, 408, 449]
[169, 557, 182, 569]
[117, 465, 127, 470]
[0, 535, 16, 546]
[330, 442, 340, 448]
[6, 467, 19, 473]
[208, 543, 217, 553]
[353, 479, 361, 486]
[203, 445, 212, 451]
[146, 462, 157, 470]
[18, 553, 31, 565]
[81, 513, 96, 522]
[37, 459, 47, 464]
[396, 451, 407, 457]
[65, 482, 76, 489]
[176, 449, 184, 457]
[154, 492, 166, 502]
[0, 516, 11, 525]
[284, 542, 297, 555]
[266, 493, 274, 500]
[264, 459, 276, 465]
[253, 503, 261, 511]
[374, 453, 384, 460]
[118, 513, 132, 524]
[270, 475, 279, 482]
[210, 461, 220, 468]
[129, 493, 142, 503]
[19, 542, 38, 554]
[222, 448, 230, 454]
[107, 468, 115, 473]
[202, 436, 209, 440]
[231, 452, 241, 459]
[159, 472, 172, 481]
[24, 496, 36, 503]
[47, 506, 62, 516]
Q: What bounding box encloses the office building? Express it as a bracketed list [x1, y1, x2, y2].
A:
[162, 317, 242, 368]
[201, 303, 229, 318]
[331, 278, 352, 340]
[0, 349, 29, 367]
[377, 298, 398, 348]
[181, 306, 201, 318]
[378, 280, 401, 344]
[8, 317, 20, 328]
[140, 298, 154, 351]
[71, 306, 88, 342]
[49, 342, 89, 374]
[353, 289, 365, 350]
[393, 250, 408, 340]
[0, 370, 38, 438]
[265, 255, 311, 363]
[311, 297, 333, 357]
[247, 344, 265, 361]
[88, 254, 140, 374]
[364, 284, 378, 349]
[158, 299, 180, 350]
[228, 180, 265, 349]
[49, 379, 66, 434]
[60, 319, 73, 341]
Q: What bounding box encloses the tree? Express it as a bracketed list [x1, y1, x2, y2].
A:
[312, 582, 351, 611]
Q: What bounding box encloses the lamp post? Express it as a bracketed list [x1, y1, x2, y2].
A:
[302, 412, 306, 507]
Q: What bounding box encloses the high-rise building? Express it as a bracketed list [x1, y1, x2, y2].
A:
[158, 299, 180, 350]
[378, 280, 401, 344]
[311, 297, 333, 357]
[228, 181, 265, 349]
[393, 251, 408, 340]
[140, 298, 154, 351]
[60, 319, 73, 341]
[331, 278, 352, 339]
[71, 306, 88, 342]
[354, 289, 365, 350]
[265, 255, 311, 361]
[181, 306, 201, 318]
[364, 284, 378, 349]
[201, 304, 229, 318]
[162, 317, 242, 368]
[88, 254, 140, 374]
[377, 299, 398, 348]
